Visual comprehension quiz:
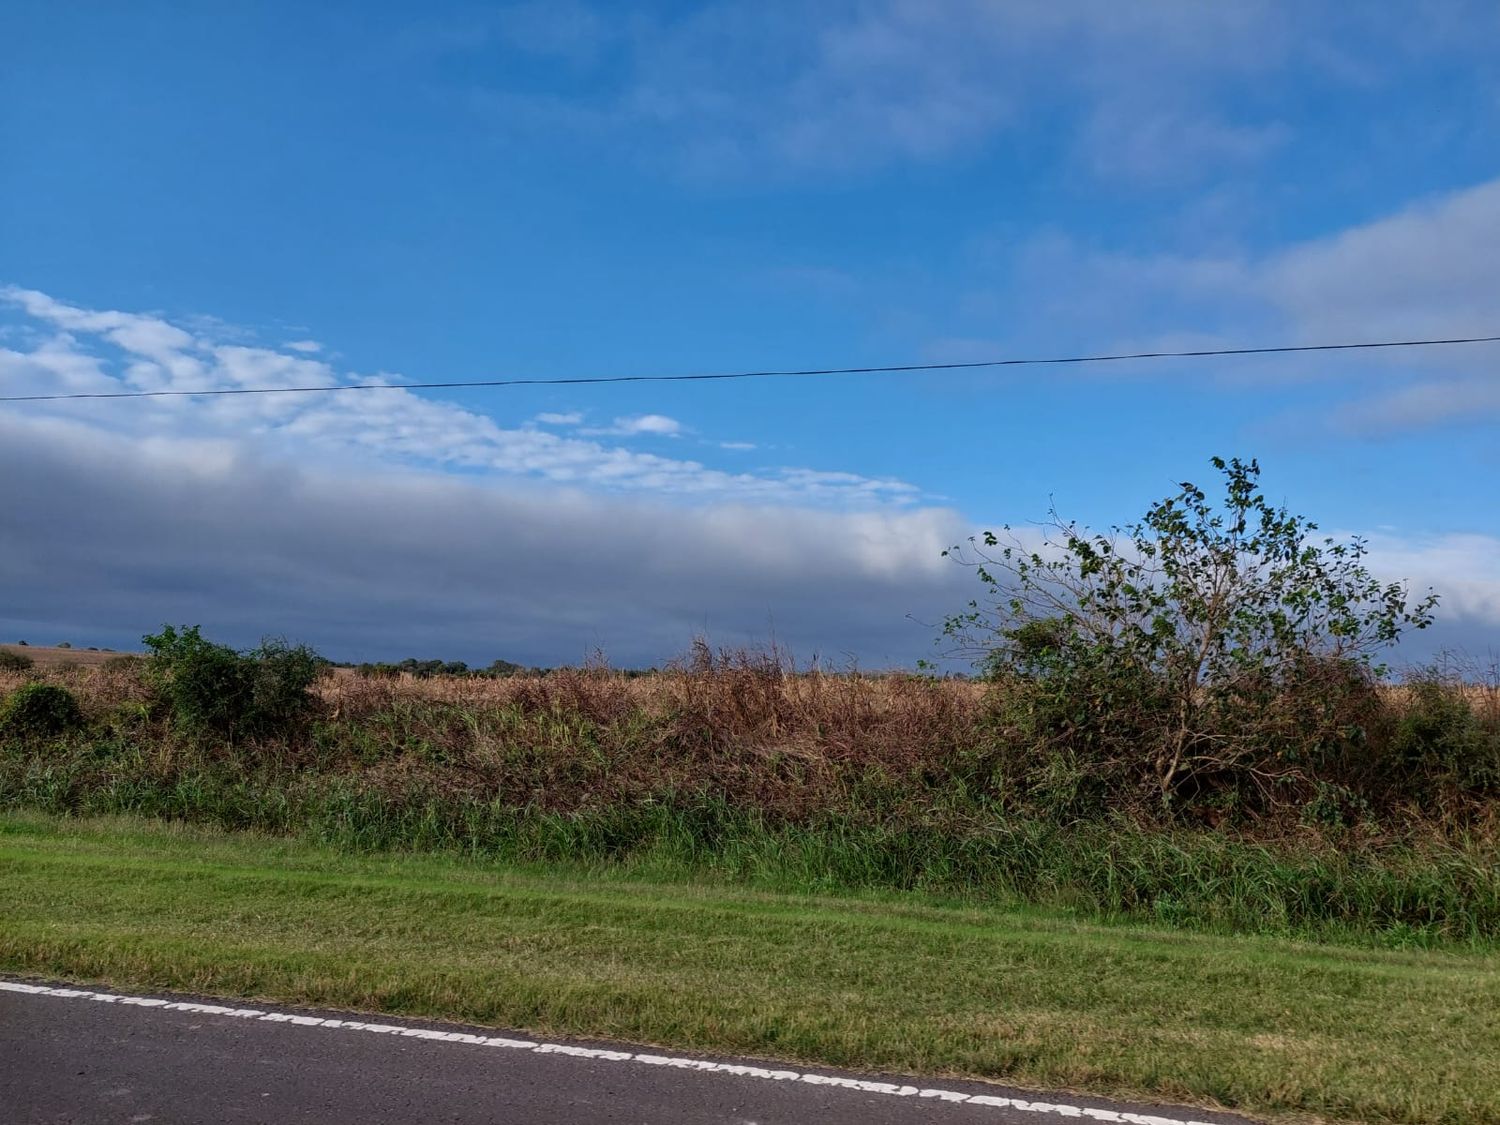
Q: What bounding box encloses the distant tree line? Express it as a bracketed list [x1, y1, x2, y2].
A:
[351, 657, 542, 679]
[347, 657, 668, 679]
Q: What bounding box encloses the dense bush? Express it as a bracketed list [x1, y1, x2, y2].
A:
[142, 625, 323, 739]
[0, 650, 34, 672]
[1, 683, 83, 739]
[943, 457, 1438, 818]
[1391, 670, 1500, 800]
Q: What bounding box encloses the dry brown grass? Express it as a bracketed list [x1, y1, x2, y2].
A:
[0, 643, 135, 669]
[0, 654, 150, 712]
[310, 649, 992, 819]
[323, 661, 985, 725]
[5, 643, 1490, 753]
[6, 642, 1495, 832]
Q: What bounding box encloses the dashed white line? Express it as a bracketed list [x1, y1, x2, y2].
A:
[0, 980, 1223, 1125]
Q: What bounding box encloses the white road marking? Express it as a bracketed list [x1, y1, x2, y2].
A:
[0, 979, 1224, 1125]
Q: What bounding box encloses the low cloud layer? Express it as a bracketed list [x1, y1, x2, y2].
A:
[1, 414, 968, 666]
[3, 287, 1496, 668]
[6, 409, 1497, 668]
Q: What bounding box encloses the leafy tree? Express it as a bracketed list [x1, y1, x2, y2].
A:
[942, 457, 1438, 807]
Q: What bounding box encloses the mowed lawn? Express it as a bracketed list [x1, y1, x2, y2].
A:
[2, 814, 1497, 1124]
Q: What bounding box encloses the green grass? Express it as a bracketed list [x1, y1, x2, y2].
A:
[8, 755, 1499, 948]
[3, 813, 1499, 1124]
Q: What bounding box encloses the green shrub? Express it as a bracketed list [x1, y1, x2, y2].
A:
[943, 457, 1437, 817]
[1, 683, 83, 739]
[142, 625, 322, 740]
[1391, 673, 1500, 797]
[0, 650, 35, 672]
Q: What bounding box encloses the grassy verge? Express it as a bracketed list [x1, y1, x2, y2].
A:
[7, 750, 1500, 948]
[6, 659, 1499, 949]
[3, 813, 1498, 1124]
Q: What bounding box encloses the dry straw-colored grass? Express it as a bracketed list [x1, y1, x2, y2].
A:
[310, 648, 992, 818]
[0, 656, 151, 711]
[5, 642, 1496, 832]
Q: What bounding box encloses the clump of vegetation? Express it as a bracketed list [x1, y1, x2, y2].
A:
[356, 657, 476, 678]
[1390, 665, 1500, 802]
[0, 650, 35, 672]
[942, 457, 1439, 821]
[354, 656, 544, 678]
[1, 683, 83, 739]
[142, 624, 323, 739]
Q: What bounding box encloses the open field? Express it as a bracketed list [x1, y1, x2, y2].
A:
[0, 643, 136, 668]
[4, 812, 1499, 1125]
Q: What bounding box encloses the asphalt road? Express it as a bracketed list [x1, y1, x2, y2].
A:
[1, 979, 1258, 1125]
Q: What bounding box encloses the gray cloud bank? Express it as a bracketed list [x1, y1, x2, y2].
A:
[6, 413, 1497, 670]
[2, 416, 969, 667]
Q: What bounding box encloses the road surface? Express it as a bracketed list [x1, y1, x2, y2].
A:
[1, 978, 1257, 1124]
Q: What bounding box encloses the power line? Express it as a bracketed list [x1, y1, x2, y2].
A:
[4, 332, 1499, 403]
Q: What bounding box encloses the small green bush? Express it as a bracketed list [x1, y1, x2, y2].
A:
[1391, 674, 1500, 796]
[1, 683, 83, 739]
[143, 625, 322, 740]
[0, 650, 35, 672]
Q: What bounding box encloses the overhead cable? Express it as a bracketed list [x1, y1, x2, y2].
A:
[4, 333, 1499, 403]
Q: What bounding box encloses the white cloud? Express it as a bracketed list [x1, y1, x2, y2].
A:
[1229, 178, 1500, 428]
[283, 339, 322, 354]
[1079, 107, 1288, 184]
[534, 411, 583, 426]
[1333, 378, 1500, 434]
[720, 441, 756, 451]
[1366, 532, 1500, 632]
[458, 1, 1500, 181]
[1260, 177, 1500, 343]
[621, 413, 681, 436]
[581, 413, 683, 437]
[0, 288, 914, 506]
[977, 176, 1500, 431]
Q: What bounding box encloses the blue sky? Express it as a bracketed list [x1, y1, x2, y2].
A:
[3, 1, 1499, 666]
